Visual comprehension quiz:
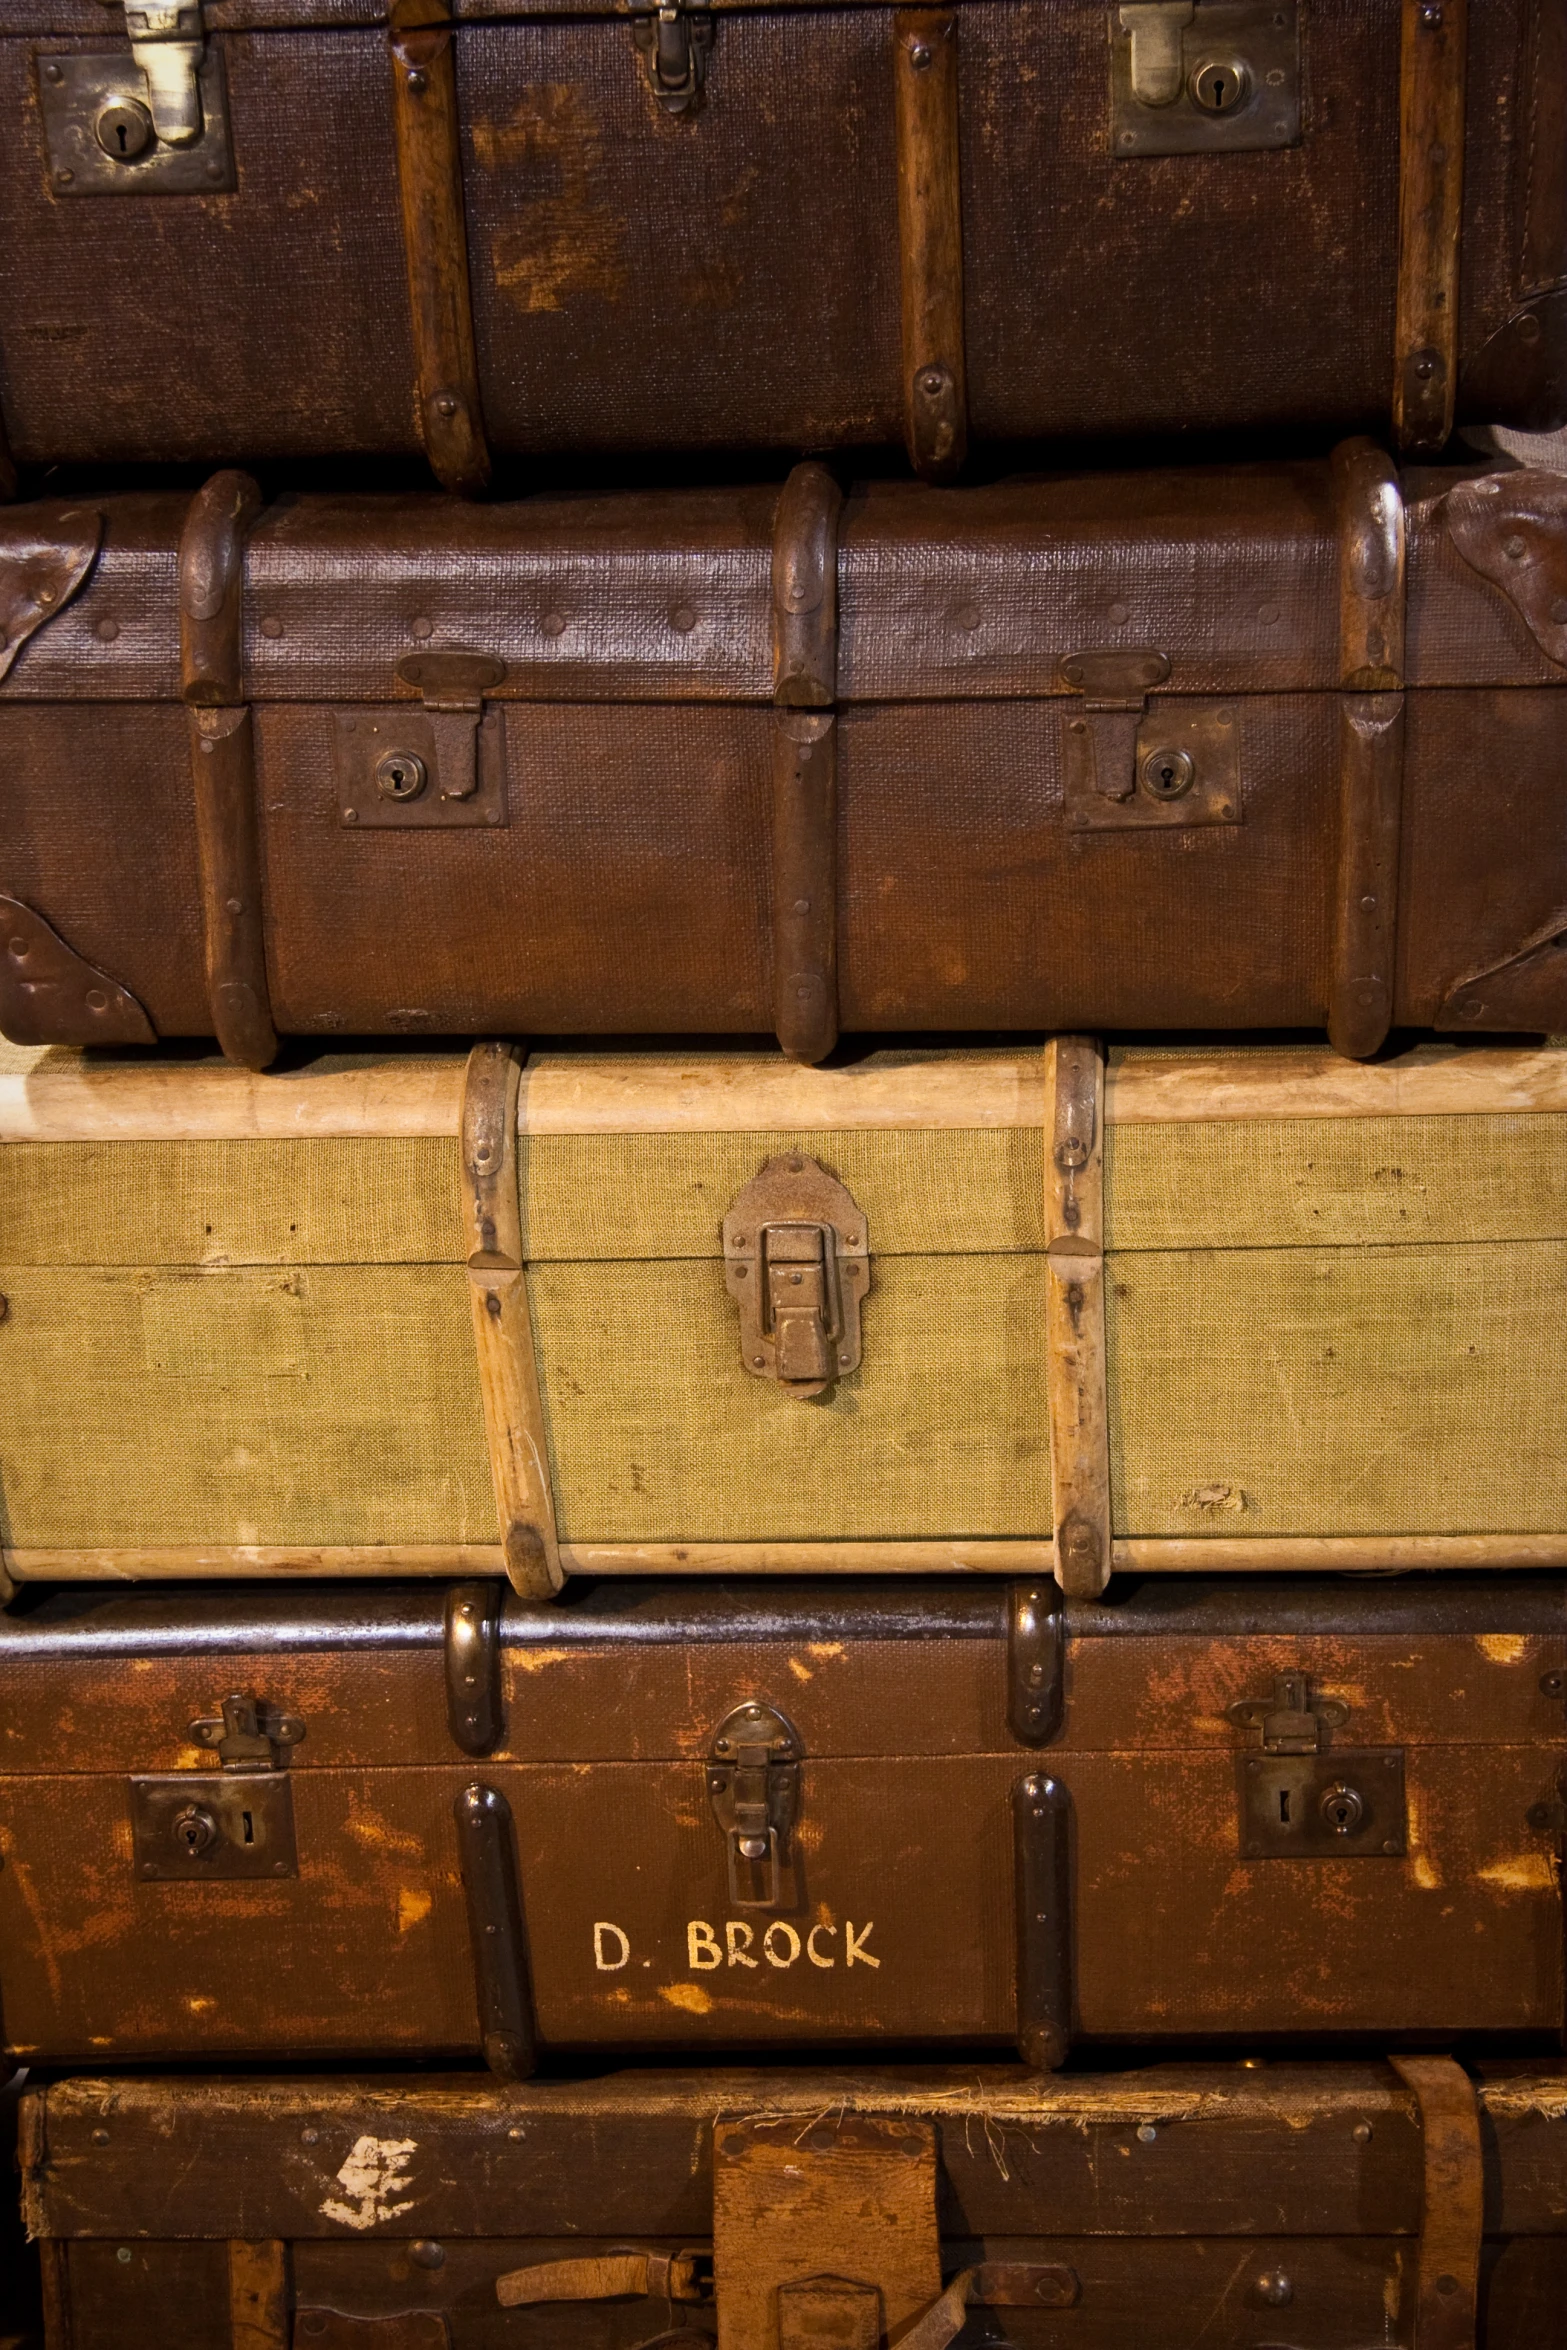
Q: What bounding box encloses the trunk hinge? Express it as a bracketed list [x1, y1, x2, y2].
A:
[631, 0, 714, 114]
[120, 0, 207, 145]
[707, 1701, 803, 1910]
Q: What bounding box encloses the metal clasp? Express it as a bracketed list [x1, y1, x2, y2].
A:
[631, 0, 714, 115]
[188, 1691, 306, 1771]
[394, 650, 507, 804]
[1059, 649, 1171, 804]
[1227, 1672, 1349, 1756]
[724, 1154, 868, 1398]
[707, 1701, 803, 1910]
[1120, 2, 1193, 104]
[121, 0, 206, 145]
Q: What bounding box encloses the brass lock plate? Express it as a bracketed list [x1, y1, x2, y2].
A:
[1063, 702, 1242, 831]
[333, 708, 508, 830]
[130, 1770, 298, 1880]
[1111, 1, 1300, 159]
[1237, 1749, 1407, 1859]
[723, 1154, 869, 1398]
[35, 48, 235, 196]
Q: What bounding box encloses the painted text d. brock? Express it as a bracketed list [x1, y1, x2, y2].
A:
[591, 1917, 878, 1972]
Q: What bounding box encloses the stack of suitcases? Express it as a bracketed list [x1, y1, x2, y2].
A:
[3, 1, 1567, 2344]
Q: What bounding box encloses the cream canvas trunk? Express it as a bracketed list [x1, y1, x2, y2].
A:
[0, 1036, 1564, 1597]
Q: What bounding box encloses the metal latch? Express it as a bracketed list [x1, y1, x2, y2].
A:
[130, 1691, 304, 1881]
[1227, 1672, 1348, 1756]
[723, 1154, 868, 1398]
[1059, 647, 1241, 833]
[707, 1701, 802, 1909]
[631, 0, 714, 115]
[1111, 1, 1301, 158]
[335, 652, 508, 830]
[1230, 1674, 1406, 1859]
[38, 4, 233, 195]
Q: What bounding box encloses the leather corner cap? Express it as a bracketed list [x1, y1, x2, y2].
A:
[0, 505, 103, 685]
[1442, 469, 1567, 670]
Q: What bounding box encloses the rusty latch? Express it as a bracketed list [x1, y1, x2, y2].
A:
[1227, 1672, 1348, 1755]
[119, 0, 207, 145]
[630, 0, 714, 114]
[188, 1692, 305, 1771]
[707, 1700, 803, 1910]
[1058, 647, 1172, 805]
[724, 1153, 868, 1397]
[394, 650, 507, 804]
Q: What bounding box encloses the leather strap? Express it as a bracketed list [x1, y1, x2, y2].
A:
[1390, 2055, 1484, 2350]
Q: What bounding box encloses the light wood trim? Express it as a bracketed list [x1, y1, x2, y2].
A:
[1043, 1037, 1110, 1598]
[463, 1043, 563, 1599]
[894, 7, 966, 480]
[7, 1041, 1567, 1145]
[8, 1534, 1567, 1585]
[388, 1, 490, 495]
[1393, 0, 1468, 453]
[229, 2242, 289, 2350]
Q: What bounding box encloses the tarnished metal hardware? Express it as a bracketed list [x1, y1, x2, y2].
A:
[1111, 1, 1300, 158]
[0, 897, 155, 1049]
[1526, 1767, 1567, 1835]
[454, 1783, 536, 2082]
[1237, 1748, 1408, 1859]
[1227, 1671, 1349, 1755]
[1442, 469, 1567, 673]
[189, 1692, 306, 1769]
[630, 0, 714, 115]
[335, 656, 507, 830]
[1013, 1772, 1072, 2069]
[444, 1580, 505, 1757]
[37, 41, 234, 196]
[131, 1769, 298, 1880]
[1060, 657, 1242, 832]
[723, 1155, 869, 1397]
[707, 1701, 803, 1911]
[1008, 1584, 1063, 1747]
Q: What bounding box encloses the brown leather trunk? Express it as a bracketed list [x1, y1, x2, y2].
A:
[0, 1575, 1562, 2068]
[2, 0, 1565, 491]
[2, 450, 1566, 1066]
[16, 2058, 1567, 2349]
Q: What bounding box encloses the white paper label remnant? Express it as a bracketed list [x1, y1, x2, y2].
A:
[319, 2135, 419, 2231]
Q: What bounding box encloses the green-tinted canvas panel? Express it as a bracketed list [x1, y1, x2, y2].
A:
[529, 1253, 1051, 1540]
[1108, 1240, 1567, 1537]
[0, 1264, 490, 1548]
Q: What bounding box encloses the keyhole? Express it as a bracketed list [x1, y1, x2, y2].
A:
[116, 121, 128, 153]
[1190, 58, 1252, 114]
[241, 1810, 254, 1845]
[1278, 1789, 1291, 1824]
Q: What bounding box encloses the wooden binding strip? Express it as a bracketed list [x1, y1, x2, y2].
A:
[10, 1532, 1567, 1584]
[462, 1042, 563, 1599]
[1043, 1037, 1111, 1597]
[229, 2241, 289, 2350]
[771, 463, 843, 1064]
[1389, 2057, 1484, 2350]
[894, 8, 967, 479]
[1329, 437, 1407, 1060]
[179, 471, 278, 1074]
[1393, 0, 1468, 452]
[389, 0, 491, 496]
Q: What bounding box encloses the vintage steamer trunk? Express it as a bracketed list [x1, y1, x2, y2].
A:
[1, 1036, 1566, 1598]
[4, 453, 1567, 1067]
[1, 0, 1565, 491]
[0, 1574, 1565, 2065]
[17, 2061, 1567, 2349]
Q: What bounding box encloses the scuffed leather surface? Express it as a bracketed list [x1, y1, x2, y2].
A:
[242, 487, 778, 699]
[259, 701, 775, 1033]
[0, 31, 418, 466]
[0, 502, 101, 686]
[1406, 468, 1567, 684]
[0, 704, 209, 1034]
[839, 467, 1340, 698]
[1398, 688, 1567, 1030]
[0, 495, 184, 699]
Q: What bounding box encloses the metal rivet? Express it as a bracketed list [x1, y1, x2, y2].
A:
[204, 159, 223, 181]
[1414, 353, 1436, 380]
[411, 616, 434, 640]
[541, 611, 567, 638]
[409, 2240, 446, 2270]
[1257, 601, 1280, 625]
[1256, 2272, 1293, 2307]
[1136, 2124, 1157, 2143]
[343, 807, 360, 823]
[116, 2245, 132, 2262]
[1352, 2121, 1373, 2144]
[954, 603, 980, 631]
[406, 67, 428, 91]
[85, 988, 107, 1011]
[1436, 2275, 1459, 2295]
[1360, 894, 1377, 909]
[1541, 1672, 1565, 1697]
[226, 897, 243, 915]
[434, 394, 457, 418]
[261, 615, 285, 639]
[96, 617, 120, 642]
[507, 2125, 525, 2140]
[55, 167, 74, 185]
[1381, 1839, 1400, 1854]
[1504, 535, 1528, 560]
[301, 2127, 319, 2144]
[44, 61, 63, 81]
[793, 898, 810, 914]
[908, 40, 932, 67]
[92, 2129, 110, 2146]
[671, 604, 697, 633]
[917, 366, 947, 397]
[721, 2132, 747, 2155]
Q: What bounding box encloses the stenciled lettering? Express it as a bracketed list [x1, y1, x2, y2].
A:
[679, 1916, 879, 1975]
[593, 1921, 631, 1971]
[845, 1921, 879, 1968]
[726, 1920, 759, 1968]
[806, 1922, 836, 1968]
[763, 1921, 801, 1968]
[688, 1920, 723, 1971]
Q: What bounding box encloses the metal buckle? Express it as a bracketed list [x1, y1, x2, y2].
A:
[706, 1701, 803, 1910]
[630, 0, 714, 115]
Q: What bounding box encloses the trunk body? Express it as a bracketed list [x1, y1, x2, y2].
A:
[18, 2061, 1567, 2349]
[0, 1576, 1563, 2062]
[2, 1, 1565, 478]
[2, 1037, 1566, 1579]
